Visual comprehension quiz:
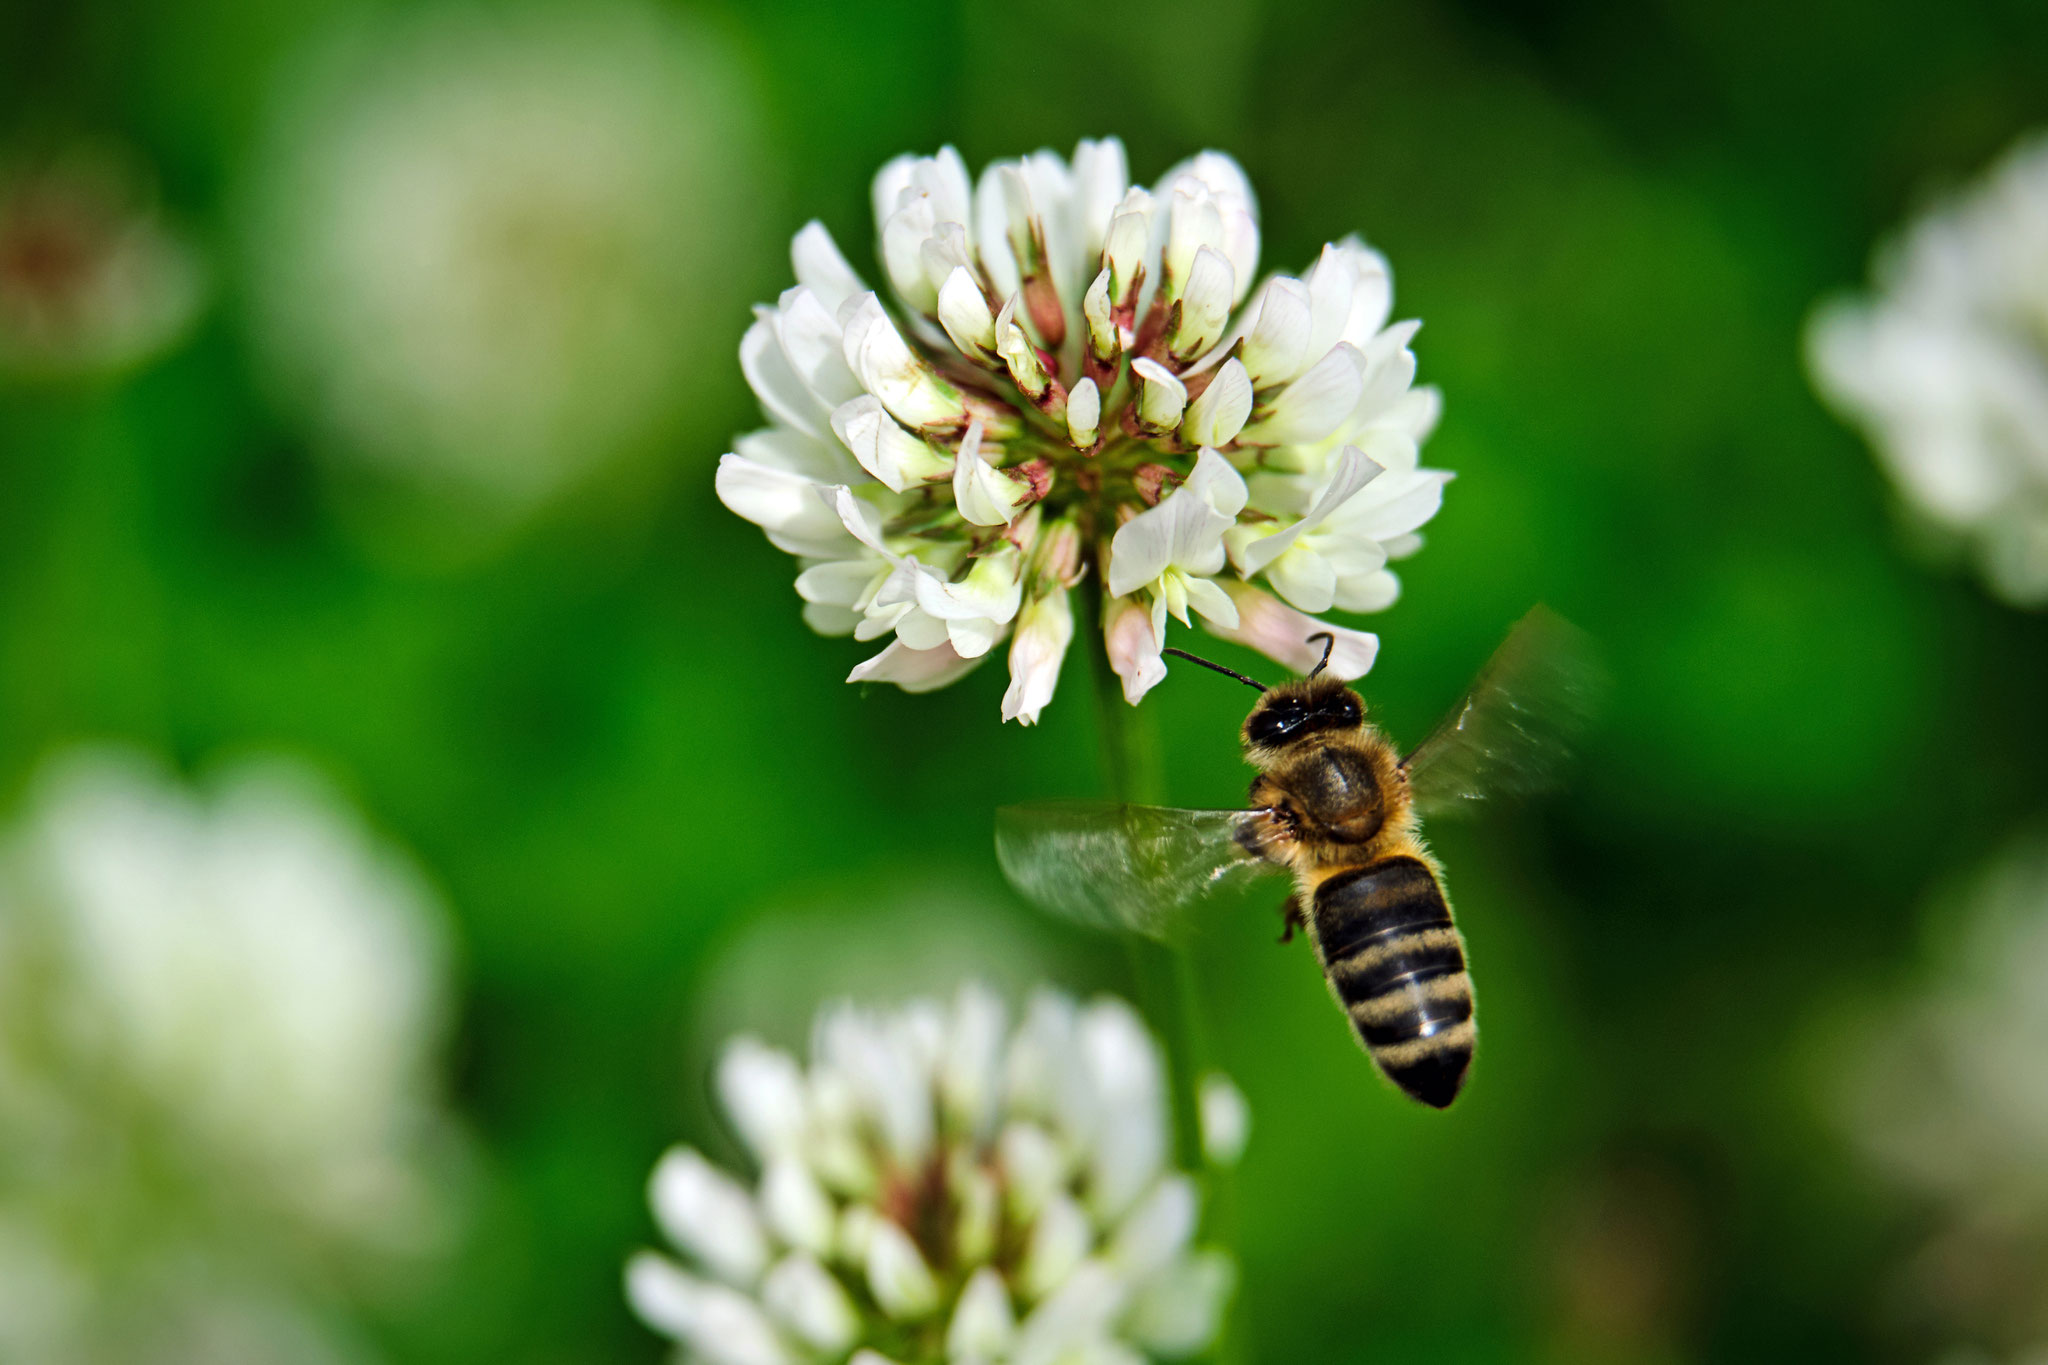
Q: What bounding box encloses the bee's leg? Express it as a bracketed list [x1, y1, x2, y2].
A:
[1277, 895, 1305, 944]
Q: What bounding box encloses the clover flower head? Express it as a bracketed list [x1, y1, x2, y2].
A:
[1808, 130, 2048, 606]
[251, 0, 758, 512]
[626, 984, 1241, 1365]
[0, 747, 461, 1359]
[718, 138, 1448, 720]
[0, 146, 204, 378]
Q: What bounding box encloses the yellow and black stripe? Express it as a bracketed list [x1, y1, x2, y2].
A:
[1312, 856, 1474, 1108]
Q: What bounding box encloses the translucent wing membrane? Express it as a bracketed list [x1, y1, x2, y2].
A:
[1402, 606, 1606, 820]
[995, 801, 1284, 941]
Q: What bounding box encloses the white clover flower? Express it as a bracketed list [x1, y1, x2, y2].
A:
[1808, 131, 2048, 606]
[0, 146, 204, 378]
[250, 0, 760, 515]
[627, 985, 1242, 1364]
[719, 139, 1448, 718]
[0, 746, 462, 1362]
[1834, 834, 2048, 1220]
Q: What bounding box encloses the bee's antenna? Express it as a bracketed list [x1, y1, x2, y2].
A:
[1305, 631, 1337, 680]
[1162, 647, 1268, 692]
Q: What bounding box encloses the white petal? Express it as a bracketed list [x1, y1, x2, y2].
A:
[1333, 568, 1400, 614]
[1106, 457, 1238, 597]
[1183, 359, 1252, 447]
[733, 425, 860, 483]
[1124, 1250, 1235, 1356]
[973, 162, 1022, 300]
[1198, 1072, 1251, 1166]
[998, 1121, 1068, 1222]
[813, 1002, 937, 1165]
[1131, 357, 1187, 432]
[1239, 275, 1313, 385]
[953, 1169, 1000, 1272]
[649, 1147, 770, 1285]
[1020, 1192, 1093, 1299]
[1184, 445, 1249, 519]
[1205, 581, 1379, 679]
[851, 1353, 906, 1365]
[995, 293, 1051, 397]
[1002, 589, 1074, 725]
[1010, 1260, 1130, 1365]
[1264, 549, 1338, 613]
[937, 265, 997, 357]
[881, 197, 942, 313]
[690, 1286, 798, 1365]
[1083, 266, 1117, 358]
[1104, 200, 1154, 302]
[1170, 246, 1235, 360]
[802, 599, 861, 636]
[716, 455, 858, 559]
[833, 395, 951, 492]
[624, 1254, 795, 1365]
[1078, 999, 1168, 1221]
[717, 1037, 808, 1160]
[773, 288, 862, 407]
[865, 1218, 941, 1319]
[1179, 573, 1240, 630]
[846, 639, 984, 693]
[947, 1266, 1017, 1360]
[1341, 467, 1452, 541]
[625, 1252, 702, 1339]
[912, 543, 1024, 629]
[1110, 1175, 1196, 1279]
[1067, 376, 1101, 448]
[1071, 136, 1130, 268]
[1230, 445, 1385, 576]
[1324, 235, 1394, 350]
[1240, 342, 1365, 446]
[791, 221, 866, 314]
[841, 293, 967, 429]
[760, 1158, 836, 1257]
[1102, 594, 1168, 704]
[760, 1252, 859, 1352]
[741, 317, 831, 439]
[871, 154, 916, 226]
[953, 420, 1027, 527]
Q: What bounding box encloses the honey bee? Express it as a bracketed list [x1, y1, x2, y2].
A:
[996, 608, 1599, 1109]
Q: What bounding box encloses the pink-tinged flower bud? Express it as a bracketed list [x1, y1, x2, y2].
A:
[1002, 588, 1073, 725]
[1103, 593, 1168, 704]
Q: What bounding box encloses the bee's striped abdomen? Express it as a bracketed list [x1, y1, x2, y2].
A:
[1312, 856, 1474, 1109]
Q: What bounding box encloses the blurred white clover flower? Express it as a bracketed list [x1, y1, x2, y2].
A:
[250, 0, 760, 515]
[627, 984, 1242, 1365]
[1808, 131, 2048, 606]
[718, 139, 1447, 721]
[0, 747, 461, 1363]
[0, 146, 204, 379]
[1835, 835, 2048, 1222]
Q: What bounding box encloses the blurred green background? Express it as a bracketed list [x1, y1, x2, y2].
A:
[5, 0, 2048, 1361]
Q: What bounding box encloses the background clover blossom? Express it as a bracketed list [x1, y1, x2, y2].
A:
[626, 985, 1240, 1365]
[717, 139, 1447, 721]
[0, 747, 462, 1364]
[1808, 130, 2048, 607]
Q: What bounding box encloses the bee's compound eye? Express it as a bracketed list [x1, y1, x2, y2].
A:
[1334, 696, 1362, 726]
[1248, 702, 1305, 746]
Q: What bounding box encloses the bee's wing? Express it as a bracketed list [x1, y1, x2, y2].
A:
[1401, 606, 1606, 820]
[995, 801, 1285, 942]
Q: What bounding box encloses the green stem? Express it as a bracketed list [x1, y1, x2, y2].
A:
[1083, 596, 1247, 1365]
[1080, 595, 1206, 1169]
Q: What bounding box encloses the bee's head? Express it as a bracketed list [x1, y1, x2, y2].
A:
[1161, 632, 1366, 755]
[1241, 676, 1366, 753]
